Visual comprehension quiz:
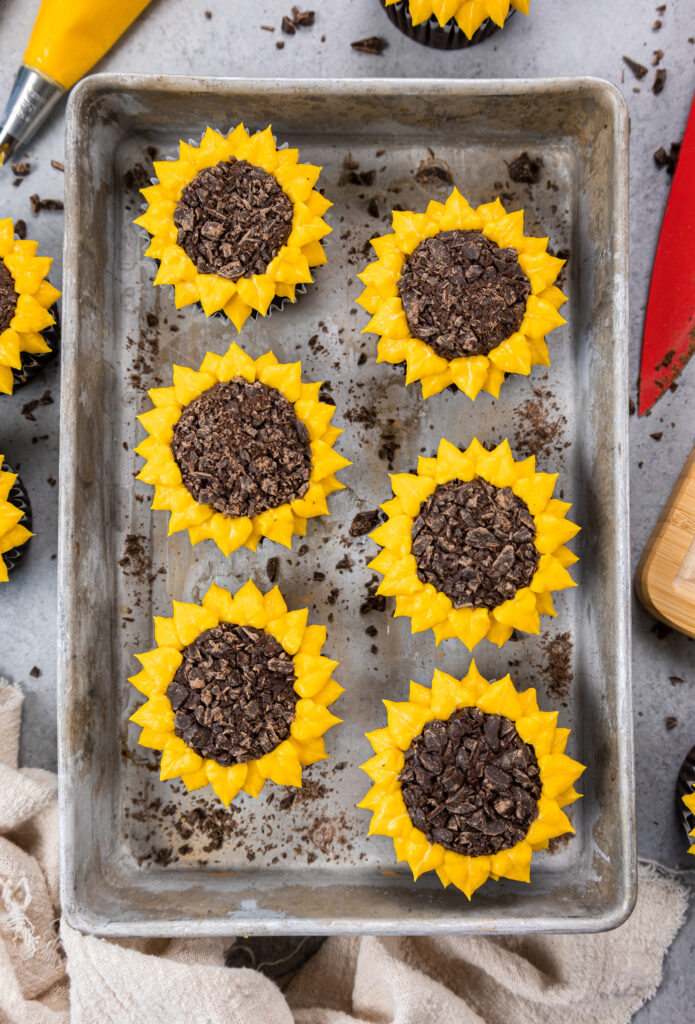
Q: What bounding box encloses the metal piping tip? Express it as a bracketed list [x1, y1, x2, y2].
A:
[0, 65, 64, 167]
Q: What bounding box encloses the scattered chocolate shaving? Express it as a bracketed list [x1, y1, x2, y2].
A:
[261, 24, 275, 31]
[29, 666, 41, 678]
[171, 379, 311, 519]
[174, 159, 293, 280]
[0, 261, 18, 333]
[653, 19, 662, 30]
[11, 161, 31, 177]
[349, 509, 382, 536]
[13, 219, 26, 240]
[507, 152, 543, 184]
[266, 556, 279, 583]
[291, 7, 315, 27]
[339, 155, 376, 187]
[335, 554, 352, 571]
[665, 716, 678, 730]
[399, 707, 541, 857]
[652, 68, 667, 94]
[29, 195, 63, 214]
[622, 56, 648, 80]
[204, 9, 212, 17]
[650, 431, 663, 441]
[412, 477, 539, 610]
[367, 197, 380, 218]
[281, 15, 296, 33]
[276, 40, 285, 48]
[415, 160, 454, 187]
[398, 230, 530, 359]
[51, 160, 65, 172]
[653, 141, 680, 174]
[628, 397, 636, 416]
[351, 36, 387, 55]
[122, 163, 150, 192]
[541, 631, 573, 699]
[168, 623, 297, 766]
[652, 49, 663, 66]
[119, 533, 151, 580]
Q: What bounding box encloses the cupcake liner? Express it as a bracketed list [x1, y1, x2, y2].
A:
[676, 744, 695, 839]
[3, 469, 32, 574]
[380, 0, 515, 49]
[11, 305, 60, 391]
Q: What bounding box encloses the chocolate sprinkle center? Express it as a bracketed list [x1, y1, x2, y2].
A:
[173, 158, 293, 280]
[171, 378, 312, 519]
[412, 477, 540, 610]
[167, 623, 298, 766]
[399, 706, 541, 857]
[0, 260, 18, 334]
[397, 229, 531, 359]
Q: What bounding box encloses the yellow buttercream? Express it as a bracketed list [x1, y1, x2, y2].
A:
[357, 190, 565, 400]
[0, 219, 60, 396]
[136, 343, 351, 554]
[369, 437, 580, 650]
[359, 661, 584, 898]
[0, 454, 33, 583]
[134, 125, 331, 330]
[385, 0, 529, 40]
[129, 580, 343, 805]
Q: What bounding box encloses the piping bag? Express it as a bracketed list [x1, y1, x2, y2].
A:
[0, 0, 153, 165]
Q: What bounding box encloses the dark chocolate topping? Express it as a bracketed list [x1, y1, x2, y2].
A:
[412, 477, 539, 610]
[171, 378, 312, 519]
[0, 260, 18, 334]
[174, 158, 293, 280]
[399, 706, 541, 856]
[167, 623, 297, 766]
[397, 229, 530, 359]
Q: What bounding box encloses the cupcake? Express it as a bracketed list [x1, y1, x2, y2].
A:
[0, 455, 33, 581]
[136, 343, 351, 553]
[135, 125, 332, 331]
[380, 0, 526, 49]
[0, 218, 61, 396]
[677, 745, 695, 855]
[129, 580, 342, 805]
[369, 438, 579, 649]
[357, 188, 566, 400]
[359, 661, 585, 897]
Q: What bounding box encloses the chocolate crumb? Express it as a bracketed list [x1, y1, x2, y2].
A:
[351, 36, 387, 55]
[653, 141, 680, 174]
[29, 666, 41, 678]
[266, 556, 279, 583]
[542, 631, 573, 699]
[313, 571, 325, 581]
[366, 625, 378, 637]
[367, 197, 380, 218]
[670, 676, 684, 685]
[652, 68, 667, 94]
[29, 195, 63, 214]
[13, 219, 26, 240]
[145, 312, 158, 328]
[261, 24, 275, 31]
[622, 56, 648, 80]
[653, 19, 662, 29]
[51, 160, 65, 172]
[415, 160, 454, 187]
[652, 49, 663, 66]
[11, 161, 31, 177]
[292, 7, 315, 27]
[281, 15, 296, 33]
[629, 397, 636, 416]
[665, 716, 678, 730]
[204, 9, 212, 17]
[357, 352, 367, 366]
[507, 152, 543, 184]
[349, 509, 382, 536]
[650, 431, 663, 441]
[335, 555, 352, 571]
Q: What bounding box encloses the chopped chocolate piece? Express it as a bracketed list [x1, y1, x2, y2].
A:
[650, 431, 663, 441]
[168, 623, 297, 766]
[399, 706, 541, 856]
[276, 40, 285, 48]
[652, 18, 662, 29]
[349, 509, 382, 536]
[622, 56, 648, 80]
[266, 556, 279, 583]
[122, 163, 150, 192]
[13, 219, 26, 240]
[292, 7, 315, 26]
[282, 15, 296, 33]
[335, 555, 352, 570]
[665, 716, 678, 730]
[313, 570, 325, 581]
[29, 195, 63, 214]
[11, 161, 31, 177]
[29, 666, 41, 678]
[51, 160, 65, 172]
[398, 230, 530, 359]
[367, 197, 380, 218]
[145, 312, 158, 328]
[652, 68, 667, 94]
[653, 141, 680, 174]
[415, 160, 454, 187]
[261, 24, 275, 31]
[507, 151, 543, 183]
[351, 36, 387, 55]
[171, 379, 311, 518]
[174, 159, 293, 280]
[0, 260, 18, 333]
[412, 477, 539, 610]
[365, 625, 377, 637]
[204, 9, 212, 17]
[652, 49, 664, 66]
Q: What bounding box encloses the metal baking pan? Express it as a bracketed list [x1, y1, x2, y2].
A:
[58, 75, 632, 936]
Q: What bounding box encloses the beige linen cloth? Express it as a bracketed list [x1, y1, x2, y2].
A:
[0, 678, 689, 1024]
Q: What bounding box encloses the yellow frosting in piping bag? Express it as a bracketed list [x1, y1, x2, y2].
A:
[23, 0, 152, 90]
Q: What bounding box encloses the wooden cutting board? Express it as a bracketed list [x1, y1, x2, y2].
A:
[636, 445, 695, 638]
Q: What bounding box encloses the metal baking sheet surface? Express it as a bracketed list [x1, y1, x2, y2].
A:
[58, 76, 632, 936]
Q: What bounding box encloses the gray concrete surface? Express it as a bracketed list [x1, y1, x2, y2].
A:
[0, 0, 693, 1015]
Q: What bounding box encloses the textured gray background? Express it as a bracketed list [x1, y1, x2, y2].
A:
[0, 0, 693, 1015]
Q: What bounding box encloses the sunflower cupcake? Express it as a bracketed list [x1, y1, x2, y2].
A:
[380, 0, 527, 48]
[135, 125, 331, 331]
[369, 438, 579, 649]
[0, 218, 61, 396]
[359, 661, 585, 898]
[357, 188, 566, 400]
[136, 343, 350, 554]
[0, 455, 33, 581]
[129, 580, 342, 805]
